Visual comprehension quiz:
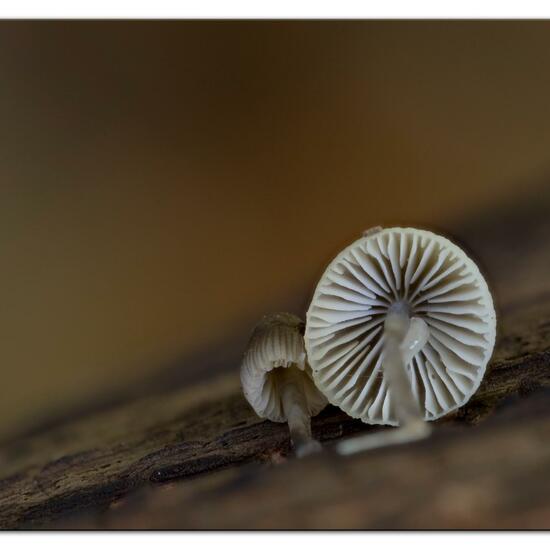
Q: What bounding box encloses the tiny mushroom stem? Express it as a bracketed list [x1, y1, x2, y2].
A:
[384, 308, 429, 425]
[240, 312, 327, 458]
[337, 306, 431, 455]
[278, 366, 322, 457]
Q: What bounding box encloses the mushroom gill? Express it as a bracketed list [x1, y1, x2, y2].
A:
[241, 312, 327, 457]
[304, 227, 496, 434]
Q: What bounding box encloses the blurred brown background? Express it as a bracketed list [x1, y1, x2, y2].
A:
[1, 21, 550, 439]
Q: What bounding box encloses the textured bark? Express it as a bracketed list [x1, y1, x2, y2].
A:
[56, 388, 550, 529]
[1, 188, 550, 529]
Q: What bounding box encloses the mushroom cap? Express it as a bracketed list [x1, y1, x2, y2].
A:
[304, 227, 496, 425]
[241, 312, 328, 423]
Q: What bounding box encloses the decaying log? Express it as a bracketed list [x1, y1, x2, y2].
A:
[1, 187, 550, 529]
[58, 388, 550, 529]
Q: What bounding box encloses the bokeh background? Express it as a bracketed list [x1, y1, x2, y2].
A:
[1, 20, 550, 439]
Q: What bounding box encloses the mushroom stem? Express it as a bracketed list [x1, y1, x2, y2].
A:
[384, 310, 428, 425]
[337, 306, 431, 455]
[278, 366, 322, 457]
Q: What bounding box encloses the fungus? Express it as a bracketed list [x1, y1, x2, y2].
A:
[304, 227, 496, 454]
[241, 312, 328, 457]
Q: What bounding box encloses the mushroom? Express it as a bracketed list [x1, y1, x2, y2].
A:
[304, 227, 496, 454]
[241, 312, 328, 457]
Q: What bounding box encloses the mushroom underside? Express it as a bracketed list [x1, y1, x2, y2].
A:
[240, 312, 327, 456]
[305, 227, 496, 426]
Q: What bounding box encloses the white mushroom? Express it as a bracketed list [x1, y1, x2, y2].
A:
[304, 227, 496, 454]
[241, 312, 328, 457]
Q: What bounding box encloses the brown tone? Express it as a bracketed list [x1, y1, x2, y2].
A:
[2, 21, 550, 437]
[0, 189, 549, 528]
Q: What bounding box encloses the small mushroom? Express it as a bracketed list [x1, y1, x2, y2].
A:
[241, 312, 328, 457]
[304, 227, 496, 454]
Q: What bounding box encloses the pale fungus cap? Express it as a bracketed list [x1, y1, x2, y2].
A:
[241, 312, 327, 423]
[304, 227, 496, 426]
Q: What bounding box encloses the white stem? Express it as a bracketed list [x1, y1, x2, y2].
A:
[279, 366, 322, 457]
[338, 418, 430, 455]
[337, 307, 431, 456]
